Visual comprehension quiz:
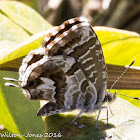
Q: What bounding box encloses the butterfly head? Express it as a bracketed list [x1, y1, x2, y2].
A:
[21, 69, 56, 102]
[4, 47, 57, 102]
[103, 91, 117, 102]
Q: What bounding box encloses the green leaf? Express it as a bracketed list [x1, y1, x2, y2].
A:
[0, 71, 44, 140]
[0, 30, 52, 65]
[0, 1, 52, 65]
[0, 1, 51, 34]
[0, 1, 52, 139]
[111, 89, 140, 108]
[0, 13, 30, 65]
[94, 27, 140, 108]
[94, 26, 140, 65]
[0, 76, 22, 139]
[43, 97, 140, 140]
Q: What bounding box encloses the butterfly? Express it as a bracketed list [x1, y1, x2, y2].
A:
[4, 17, 114, 124]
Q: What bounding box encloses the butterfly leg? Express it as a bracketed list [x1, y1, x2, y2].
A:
[106, 104, 114, 116]
[37, 102, 67, 116]
[71, 109, 86, 125]
[103, 106, 109, 126]
[96, 106, 108, 128]
[96, 107, 102, 128]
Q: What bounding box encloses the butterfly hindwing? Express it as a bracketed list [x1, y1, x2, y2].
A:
[43, 18, 107, 110]
[37, 55, 98, 116]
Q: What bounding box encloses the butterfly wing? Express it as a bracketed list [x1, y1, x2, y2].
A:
[18, 17, 107, 116]
[37, 55, 97, 116]
[43, 18, 107, 109]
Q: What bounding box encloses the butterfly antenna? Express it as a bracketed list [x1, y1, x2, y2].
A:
[109, 60, 140, 101]
[109, 60, 135, 91]
[117, 93, 140, 100]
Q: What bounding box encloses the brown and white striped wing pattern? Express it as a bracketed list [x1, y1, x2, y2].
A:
[18, 17, 107, 116]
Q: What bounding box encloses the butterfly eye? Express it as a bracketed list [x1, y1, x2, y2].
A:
[28, 80, 36, 88]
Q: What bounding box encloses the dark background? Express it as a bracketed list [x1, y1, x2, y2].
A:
[13, 0, 140, 33]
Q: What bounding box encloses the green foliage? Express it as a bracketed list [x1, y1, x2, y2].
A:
[0, 1, 51, 140]
[95, 27, 140, 65]
[95, 27, 140, 108]
[0, 1, 52, 65]
[0, 1, 139, 140]
[0, 71, 45, 140]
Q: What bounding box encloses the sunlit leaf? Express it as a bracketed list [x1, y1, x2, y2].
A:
[0, 1, 52, 34]
[0, 29, 53, 65]
[0, 1, 51, 139]
[0, 1, 52, 65]
[94, 27, 140, 108]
